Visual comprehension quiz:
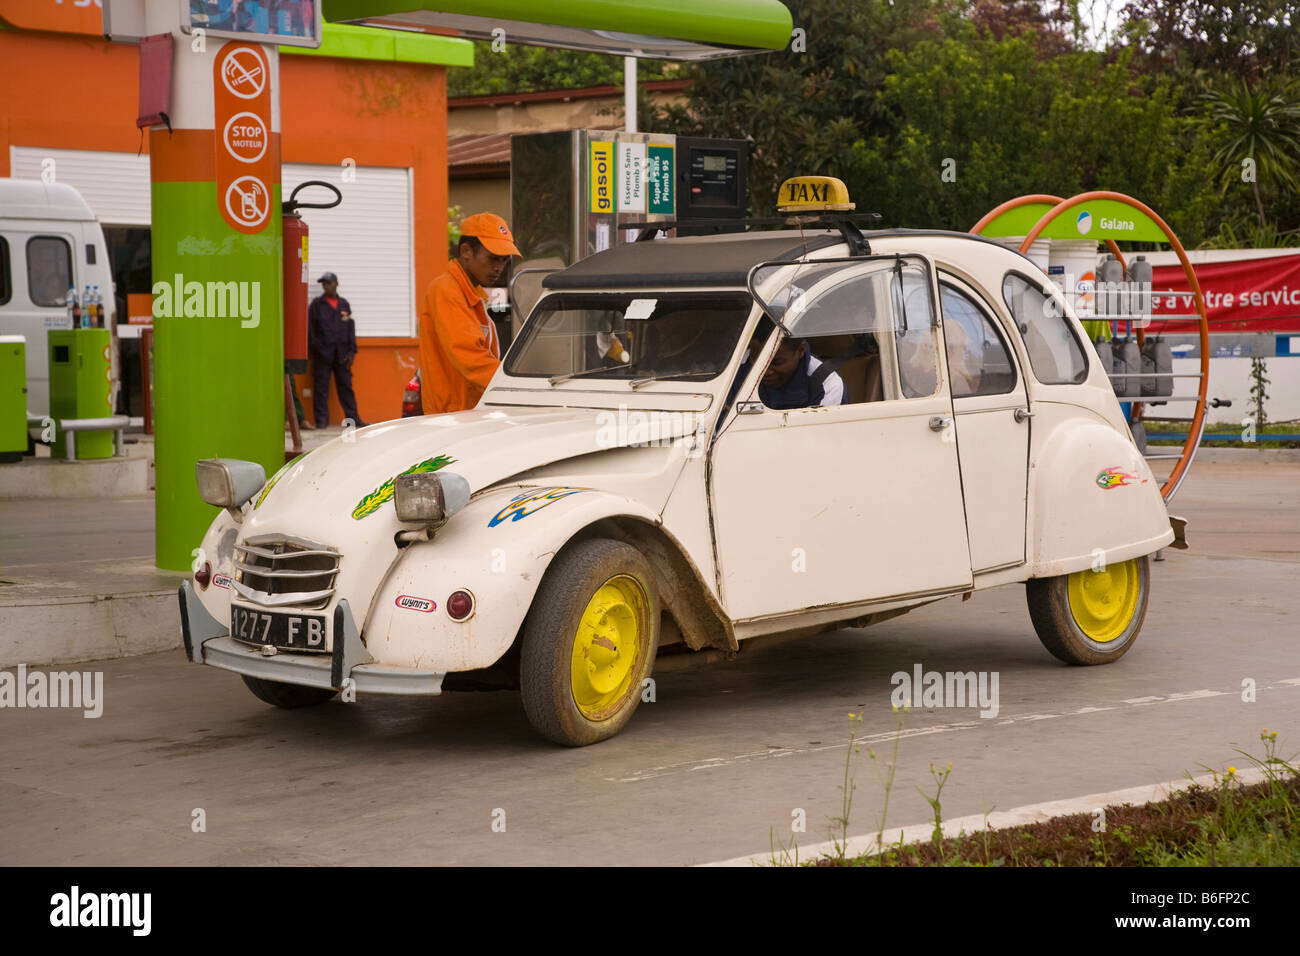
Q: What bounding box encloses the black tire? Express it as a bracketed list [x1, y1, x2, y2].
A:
[241, 675, 338, 708]
[1026, 555, 1150, 665]
[520, 538, 659, 746]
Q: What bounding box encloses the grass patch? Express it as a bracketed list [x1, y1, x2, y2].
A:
[783, 727, 1297, 867]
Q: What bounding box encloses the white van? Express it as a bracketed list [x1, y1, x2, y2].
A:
[0, 179, 117, 418]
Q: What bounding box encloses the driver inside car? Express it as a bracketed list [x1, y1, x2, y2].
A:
[756, 336, 847, 409]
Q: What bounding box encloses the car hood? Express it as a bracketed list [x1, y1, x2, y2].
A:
[241, 404, 697, 551]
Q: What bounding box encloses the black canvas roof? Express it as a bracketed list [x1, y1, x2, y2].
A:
[542, 231, 844, 289]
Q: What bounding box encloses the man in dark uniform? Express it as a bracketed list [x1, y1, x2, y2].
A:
[308, 272, 365, 427]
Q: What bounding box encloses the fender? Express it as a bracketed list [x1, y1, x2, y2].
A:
[191, 507, 241, 624]
[1026, 403, 1173, 577]
[362, 485, 662, 672]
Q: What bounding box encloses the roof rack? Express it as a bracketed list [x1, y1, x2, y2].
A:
[620, 212, 884, 256]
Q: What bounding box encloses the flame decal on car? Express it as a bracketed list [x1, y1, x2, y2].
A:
[488, 487, 588, 527]
[1096, 467, 1146, 489]
[254, 451, 306, 510]
[352, 454, 457, 519]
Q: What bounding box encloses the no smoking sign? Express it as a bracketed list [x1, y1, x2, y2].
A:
[213, 44, 275, 234]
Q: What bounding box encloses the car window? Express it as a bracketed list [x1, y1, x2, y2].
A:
[26, 236, 73, 308]
[940, 283, 1017, 398]
[895, 266, 940, 398]
[505, 291, 751, 382]
[1001, 272, 1088, 384]
[0, 237, 10, 306]
[750, 255, 941, 403]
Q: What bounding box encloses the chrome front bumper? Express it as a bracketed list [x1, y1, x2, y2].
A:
[178, 581, 445, 696]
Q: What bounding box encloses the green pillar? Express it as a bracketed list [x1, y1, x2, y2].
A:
[147, 24, 283, 571]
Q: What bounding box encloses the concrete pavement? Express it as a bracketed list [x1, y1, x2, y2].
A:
[0, 457, 1296, 865]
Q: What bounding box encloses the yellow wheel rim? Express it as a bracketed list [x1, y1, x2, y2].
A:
[570, 574, 647, 721]
[1067, 559, 1141, 644]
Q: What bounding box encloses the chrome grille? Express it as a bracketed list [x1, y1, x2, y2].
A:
[233, 534, 340, 609]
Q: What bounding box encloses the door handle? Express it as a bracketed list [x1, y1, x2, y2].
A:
[736, 401, 765, 415]
[928, 416, 951, 432]
[1014, 407, 1033, 423]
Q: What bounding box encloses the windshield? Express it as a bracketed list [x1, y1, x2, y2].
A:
[505, 291, 753, 383]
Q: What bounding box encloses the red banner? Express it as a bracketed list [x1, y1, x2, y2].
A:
[1148, 253, 1300, 334]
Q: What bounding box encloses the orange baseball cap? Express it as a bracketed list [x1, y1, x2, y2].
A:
[460, 212, 521, 257]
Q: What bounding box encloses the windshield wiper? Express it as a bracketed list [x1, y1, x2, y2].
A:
[627, 371, 711, 390]
[548, 364, 633, 387]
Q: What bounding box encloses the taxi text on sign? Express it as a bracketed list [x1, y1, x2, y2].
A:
[214, 43, 275, 235]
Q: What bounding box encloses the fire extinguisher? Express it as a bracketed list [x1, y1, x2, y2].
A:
[281, 180, 342, 374]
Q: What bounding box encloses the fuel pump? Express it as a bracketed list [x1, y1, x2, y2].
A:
[281, 181, 341, 456]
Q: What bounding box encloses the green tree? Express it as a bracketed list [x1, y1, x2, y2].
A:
[1116, 0, 1299, 81]
[1199, 82, 1300, 227]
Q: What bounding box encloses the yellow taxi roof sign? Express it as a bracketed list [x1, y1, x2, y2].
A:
[777, 176, 855, 214]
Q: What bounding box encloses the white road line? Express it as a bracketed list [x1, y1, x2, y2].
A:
[698, 766, 1274, 867]
[608, 680, 1298, 784]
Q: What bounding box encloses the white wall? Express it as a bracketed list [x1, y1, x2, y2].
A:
[1168, 356, 1300, 425]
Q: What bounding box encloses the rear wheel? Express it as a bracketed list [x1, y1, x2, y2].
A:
[520, 538, 659, 746]
[1026, 556, 1149, 665]
[241, 675, 338, 708]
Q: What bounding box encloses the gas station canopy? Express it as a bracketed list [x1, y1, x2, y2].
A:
[322, 0, 795, 60]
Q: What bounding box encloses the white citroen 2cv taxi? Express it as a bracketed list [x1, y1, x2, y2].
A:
[180, 177, 1185, 746]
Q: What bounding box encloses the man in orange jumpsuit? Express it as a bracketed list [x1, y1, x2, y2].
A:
[418, 213, 520, 414]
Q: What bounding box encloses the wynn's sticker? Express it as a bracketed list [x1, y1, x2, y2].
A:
[353, 454, 456, 519]
[212, 573, 233, 590]
[395, 594, 436, 613]
[488, 487, 587, 527]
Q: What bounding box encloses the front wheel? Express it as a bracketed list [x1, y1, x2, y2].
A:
[520, 538, 659, 746]
[241, 675, 338, 708]
[1026, 555, 1149, 665]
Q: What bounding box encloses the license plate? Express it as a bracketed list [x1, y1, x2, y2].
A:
[230, 605, 328, 653]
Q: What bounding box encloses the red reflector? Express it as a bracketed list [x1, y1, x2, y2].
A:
[195, 562, 212, 589]
[446, 589, 475, 621]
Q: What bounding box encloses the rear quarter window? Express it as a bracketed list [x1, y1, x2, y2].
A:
[1001, 272, 1088, 384]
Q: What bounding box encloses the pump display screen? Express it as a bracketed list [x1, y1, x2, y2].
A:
[687, 148, 740, 208]
[184, 0, 322, 47]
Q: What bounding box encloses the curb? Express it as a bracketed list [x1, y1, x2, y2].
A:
[0, 455, 151, 499]
[0, 589, 180, 667]
[697, 766, 1272, 867]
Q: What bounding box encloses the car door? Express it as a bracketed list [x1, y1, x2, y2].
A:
[939, 275, 1030, 573]
[708, 255, 972, 621]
